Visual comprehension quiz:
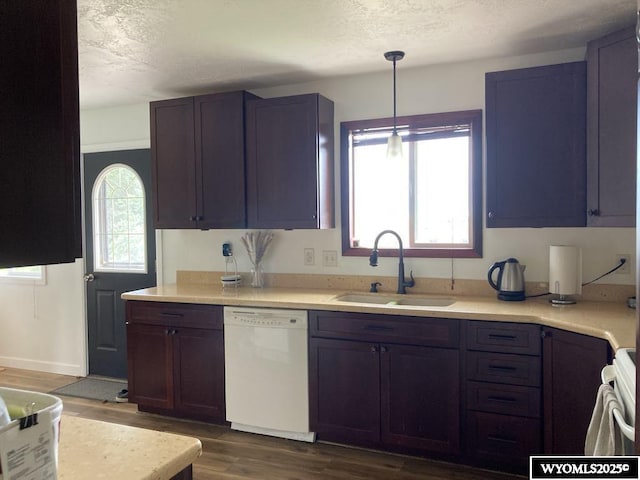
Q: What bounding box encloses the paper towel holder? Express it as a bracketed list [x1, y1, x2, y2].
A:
[549, 245, 582, 306]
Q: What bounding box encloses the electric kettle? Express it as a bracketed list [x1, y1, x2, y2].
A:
[488, 258, 526, 301]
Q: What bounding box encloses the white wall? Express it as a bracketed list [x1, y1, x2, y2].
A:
[0, 260, 86, 376]
[142, 48, 634, 287]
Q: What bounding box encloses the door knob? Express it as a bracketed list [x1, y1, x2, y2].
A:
[84, 273, 95, 282]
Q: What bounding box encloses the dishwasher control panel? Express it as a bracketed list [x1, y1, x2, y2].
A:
[223, 306, 308, 329]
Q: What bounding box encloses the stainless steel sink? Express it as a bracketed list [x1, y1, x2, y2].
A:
[334, 293, 455, 307]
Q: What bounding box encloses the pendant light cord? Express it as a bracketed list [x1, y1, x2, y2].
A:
[392, 58, 397, 134]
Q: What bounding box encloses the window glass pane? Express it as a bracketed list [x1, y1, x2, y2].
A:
[414, 136, 470, 245]
[0, 266, 46, 285]
[352, 143, 409, 249]
[93, 164, 146, 273]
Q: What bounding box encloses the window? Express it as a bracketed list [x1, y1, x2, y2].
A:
[341, 110, 482, 258]
[0, 265, 46, 285]
[92, 164, 147, 273]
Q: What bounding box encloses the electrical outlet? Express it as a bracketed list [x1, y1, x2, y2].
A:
[322, 250, 338, 267]
[304, 248, 315, 266]
[615, 254, 631, 274]
[222, 242, 232, 257]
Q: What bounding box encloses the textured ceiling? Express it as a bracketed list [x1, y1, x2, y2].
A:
[77, 0, 636, 109]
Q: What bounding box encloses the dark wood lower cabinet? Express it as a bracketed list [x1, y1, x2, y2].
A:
[127, 323, 173, 410]
[310, 338, 381, 445]
[464, 321, 542, 474]
[542, 327, 611, 454]
[309, 311, 461, 458]
[173, 327, 225, 420]
[381, 344, 460, 453]
[125, 303, 614, 475]
[126, 301, 226, 424]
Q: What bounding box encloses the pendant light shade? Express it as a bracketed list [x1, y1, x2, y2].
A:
[384, 50, 405, 160]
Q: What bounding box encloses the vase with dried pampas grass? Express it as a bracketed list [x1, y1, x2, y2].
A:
[241, 231, 274, 287]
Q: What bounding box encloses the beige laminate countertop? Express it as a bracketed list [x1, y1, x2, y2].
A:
[122, 284, 637, 351]
[58, 415, 201, 480]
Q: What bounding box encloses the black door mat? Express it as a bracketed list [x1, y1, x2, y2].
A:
[50, 377, 127, 403]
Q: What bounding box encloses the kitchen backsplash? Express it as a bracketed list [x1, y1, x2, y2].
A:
[176, 270, 634, 304]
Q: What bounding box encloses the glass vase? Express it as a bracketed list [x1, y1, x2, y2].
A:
[250, 263, 264, 288]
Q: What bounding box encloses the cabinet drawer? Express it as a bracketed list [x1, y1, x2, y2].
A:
[309, 311, 459, 348]
[466, 411, 541, 472]
[467, 351, 541, 387]
[467, 321, 541, 355]
[126, 301, 223, 330]
[466, 381, 540, 418]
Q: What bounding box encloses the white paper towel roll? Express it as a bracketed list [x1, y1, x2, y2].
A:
[549, 246, 582, 296]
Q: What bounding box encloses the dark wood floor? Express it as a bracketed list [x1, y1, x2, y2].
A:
[0, 367, 523, 479]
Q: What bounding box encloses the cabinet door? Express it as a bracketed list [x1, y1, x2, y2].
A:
[486, 62, 587, 227]
[127, 323, 173, 410]
[246, 94, 334, 229]
[195, 92, 255, 229]
[309, 338, 381, 446]
[174, 327, 225, 422]
[586, 26, 637, 226]
[150, 97, 197, 228]
[0, 0, 81, 267]
[542, 328, 610, 454]
[381, 344, 460, 454]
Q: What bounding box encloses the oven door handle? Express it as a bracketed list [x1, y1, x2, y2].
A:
[600, 365, 635, 441]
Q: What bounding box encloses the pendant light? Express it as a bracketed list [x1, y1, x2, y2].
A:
[384, 50, 405, 160]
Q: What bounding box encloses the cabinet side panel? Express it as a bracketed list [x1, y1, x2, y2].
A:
[0, 0, 81, 266]
[318, 95, 335, 228]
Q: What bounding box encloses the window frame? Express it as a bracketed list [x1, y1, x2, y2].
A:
[340, 109, 483, 259]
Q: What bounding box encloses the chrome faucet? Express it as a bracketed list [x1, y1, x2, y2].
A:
[369, 230, 415, 294]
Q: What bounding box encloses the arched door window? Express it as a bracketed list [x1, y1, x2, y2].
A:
[92, 164, 147, 273]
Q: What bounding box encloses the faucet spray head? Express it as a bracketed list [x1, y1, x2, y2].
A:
[369, 250, 379, 267]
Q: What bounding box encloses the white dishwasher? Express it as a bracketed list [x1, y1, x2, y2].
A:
[223, 306, 315, 442]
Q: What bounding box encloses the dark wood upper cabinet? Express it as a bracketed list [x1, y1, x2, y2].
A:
[486, 62, 587, 228]
[586, 26, 637, 227]
[246, 93, 335, 229]
[0, 0, 81, 267]
[150, 91, 258, 229]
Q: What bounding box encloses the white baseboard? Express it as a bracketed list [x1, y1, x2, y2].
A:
[0, 356, 85, 377]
